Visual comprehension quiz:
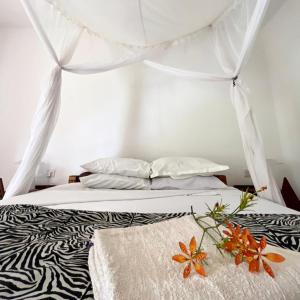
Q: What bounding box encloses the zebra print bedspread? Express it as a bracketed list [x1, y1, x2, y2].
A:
[0, 205, 299, 300]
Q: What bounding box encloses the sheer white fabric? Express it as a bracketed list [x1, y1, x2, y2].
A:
[4, 0, 154, 199]
[4, 0, 82, 199]
[213, 0, 269, 75]
[213, 0, 284, 205]
[4, 67, 62, 198]
[46, 0, 233, 47]
[5, 0, 284, 205]
[62, 45, 172, 75]
[144, 60, 232, 81]
[229, 83, 284, 204]
[143, 0, 284, 205]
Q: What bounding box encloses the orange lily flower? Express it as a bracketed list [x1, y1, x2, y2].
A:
[223, 223, 285, 277]
[172, 236, 207, 278]
[223, 223, 249, 257]
[246, 236, 285, 277]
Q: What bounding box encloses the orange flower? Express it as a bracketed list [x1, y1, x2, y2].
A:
[223, 223, 250, 260]
[246, 236, 285, 277]
[223, 223, 285, 277]
[223, 223, 241, 242]
[172, 236, 207, 278]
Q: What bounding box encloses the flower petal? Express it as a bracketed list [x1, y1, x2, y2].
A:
[246, 256, 253, 263]
[244, 250, 255, 257]
[179, 242, 189, 255]
[227, 223, 234, 233]
[224, 241, 236, 251]
[248, 235, 259, 250]
[241, 229, 250, 243]
[249, 258, 259, 273]
[172, 255, 188, 263]
[263, 253, 285, 263]
[260, 236, 267, 249]
[189, 236, 197, 253]
[193, 262, 206, 276]
[262, 259, 275, 278]
[194, 252, 207, 261]
[235, 253, 243, 265]
[242, 228, 250, 236]
[183, 262, 191, 278]
[223, 230, 231, 236]
[235, 225, 241, 236]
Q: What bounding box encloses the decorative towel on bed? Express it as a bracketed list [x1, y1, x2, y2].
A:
[89, 215, 300, 300]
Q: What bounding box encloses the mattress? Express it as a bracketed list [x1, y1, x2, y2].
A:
[1, 183, 298, 214]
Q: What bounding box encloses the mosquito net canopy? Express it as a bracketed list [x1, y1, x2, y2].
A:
[4, 0, 285, 205]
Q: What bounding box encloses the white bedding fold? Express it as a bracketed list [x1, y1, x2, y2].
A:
[89, 215, 300, 300]
[1, 184, 297, 214]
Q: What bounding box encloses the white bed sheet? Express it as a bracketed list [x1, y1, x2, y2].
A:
[1, 183, 297, 215]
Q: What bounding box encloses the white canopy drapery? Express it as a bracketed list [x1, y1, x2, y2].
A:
[4, 0, 285, 205]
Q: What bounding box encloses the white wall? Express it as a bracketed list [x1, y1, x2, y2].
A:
[259, 0, 300, 197]
[0, 28, 49, 187]
[0, 23, 285, 190]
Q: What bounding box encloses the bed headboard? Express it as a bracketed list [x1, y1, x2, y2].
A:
[68, 172, 92, 183]
[68, 173, 227, 185]
[214, 175, 227, 185]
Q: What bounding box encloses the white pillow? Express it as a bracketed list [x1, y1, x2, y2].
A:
[80, 174, 150, 190]
[81, 158, 150, 178]
[151, 176, 227, 190]
[150, 157, 229, 179]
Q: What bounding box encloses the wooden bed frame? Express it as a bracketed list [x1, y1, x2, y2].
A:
[0, 178, 4, 200]
[68, 172, 228, 185]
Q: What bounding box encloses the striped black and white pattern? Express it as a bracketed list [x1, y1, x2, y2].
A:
[0, 205, 299, 299]
[231, 214, 300, 252]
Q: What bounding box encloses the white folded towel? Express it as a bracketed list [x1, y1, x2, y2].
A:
[89, 215, 300, 300]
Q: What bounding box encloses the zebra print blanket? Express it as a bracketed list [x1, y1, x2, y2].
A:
[0, 205, 299, 300]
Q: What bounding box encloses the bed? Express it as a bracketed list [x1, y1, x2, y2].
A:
[0, 181, 299, 299]
[1, 182, 297, 214]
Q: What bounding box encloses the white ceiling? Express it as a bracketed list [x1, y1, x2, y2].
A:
[0, 0, 287, 29]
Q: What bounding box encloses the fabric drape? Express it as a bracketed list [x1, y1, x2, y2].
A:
[230, 83, 284, 204]
[213, 0, 284, 205]
[4, 0, 82, 199]
[144, 60, 233, 81]
[143, 0, 284, 205]
[4, 67, 62, 198]
[4, 0, 155, 198]
[5, 0, 285, 205]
